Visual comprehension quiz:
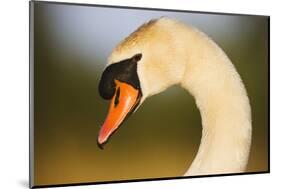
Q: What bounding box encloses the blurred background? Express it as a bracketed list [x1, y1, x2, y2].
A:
[32, 1, 269, 186]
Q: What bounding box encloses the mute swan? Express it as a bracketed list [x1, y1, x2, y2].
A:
[97, 18, 252, 176]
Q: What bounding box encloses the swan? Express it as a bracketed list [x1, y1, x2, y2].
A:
[97, 17, 252, 176]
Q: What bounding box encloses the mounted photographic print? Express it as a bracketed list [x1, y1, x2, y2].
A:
[29, 1, 269, 188]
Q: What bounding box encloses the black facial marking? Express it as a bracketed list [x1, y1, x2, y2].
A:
[98, 53, 142, 100]
[114, 87, 120, 107]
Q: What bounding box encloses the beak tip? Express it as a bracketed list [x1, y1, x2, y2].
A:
[97, 138, 105, 150]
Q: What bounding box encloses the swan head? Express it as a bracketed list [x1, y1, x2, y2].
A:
[97, 53, 143, 148]
[97, 18, 186, 148]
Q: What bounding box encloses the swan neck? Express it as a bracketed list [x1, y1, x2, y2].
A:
[180, 30, 252, 176]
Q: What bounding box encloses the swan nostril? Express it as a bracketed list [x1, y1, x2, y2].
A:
[114, 87, 120, 107]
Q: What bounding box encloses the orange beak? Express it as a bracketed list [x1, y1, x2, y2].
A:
[97, 80, 141, 149]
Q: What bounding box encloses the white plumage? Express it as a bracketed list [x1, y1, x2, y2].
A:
[107, 18, 252, 176]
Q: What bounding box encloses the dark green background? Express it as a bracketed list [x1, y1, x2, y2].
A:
[32, 2, 269, 185]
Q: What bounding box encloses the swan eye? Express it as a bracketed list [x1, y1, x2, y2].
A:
[114, 87, 120, 107]
[132, 53, 142, 62]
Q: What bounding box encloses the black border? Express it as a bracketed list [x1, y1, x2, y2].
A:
[32, 171, 268, 189]
[32, 0, 269, 17]
[267, 16, 270, 175]
[29, 0, 270, 188]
